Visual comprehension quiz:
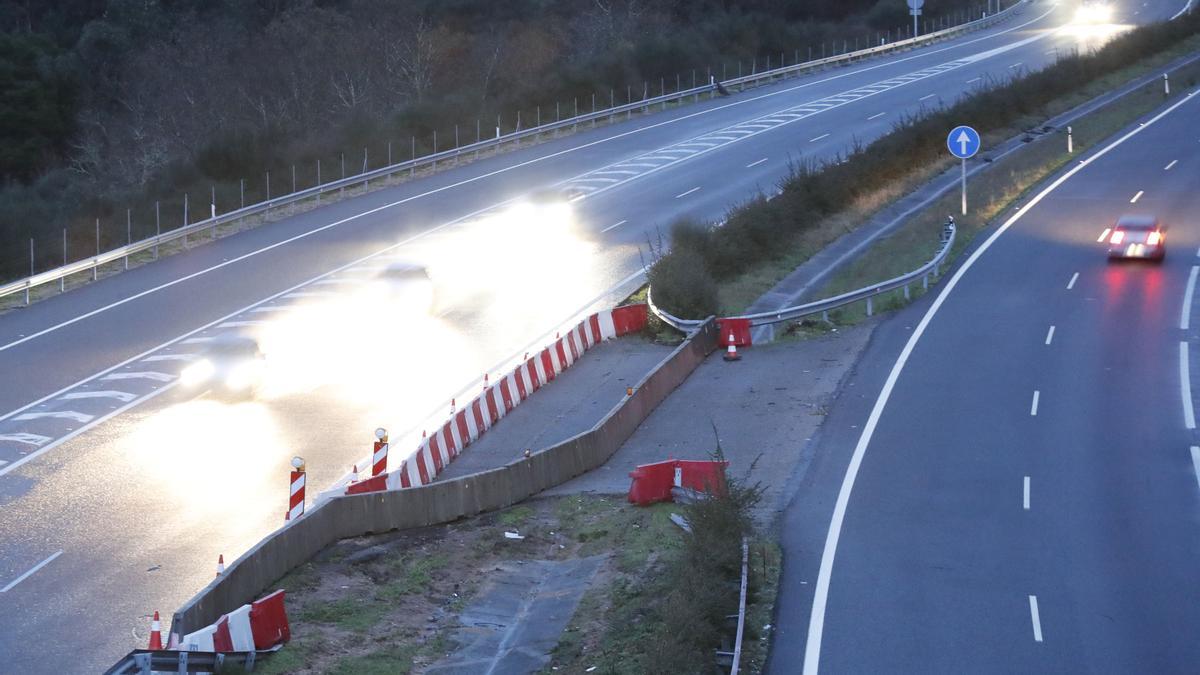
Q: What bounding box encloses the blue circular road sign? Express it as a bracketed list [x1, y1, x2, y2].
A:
[947, 125, 981, 159]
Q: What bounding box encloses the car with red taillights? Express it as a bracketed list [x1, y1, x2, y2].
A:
[1107, 215, 1165, 262]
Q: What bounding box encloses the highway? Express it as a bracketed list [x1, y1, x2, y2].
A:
[769, 50, 1200, 674]
[0, 1, 1187, 670]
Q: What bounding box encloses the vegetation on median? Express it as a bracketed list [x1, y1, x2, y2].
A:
[648, 11, 1200, 320]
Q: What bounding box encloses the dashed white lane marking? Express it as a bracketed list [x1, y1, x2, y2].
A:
[0, 433, 52, 446]
[61, 391, 137, 403]
[249, 306, 286, 313]
[284, 291, 336, 299]
[1097, 228, 1111, 243]
[218, 321, 267, 328]
[1067, 272, 1079, 290]
[1181, 342, 1195, 430]
[0, 460, 6, 467]
[1029, 595, 1044, 642]
[181, 337, 214, 345]
[1030, 390, 1040, 416]
[675, 187, 701, 199]
[1165, 159, 1178, 170]
[1023, 476, 1031, 510]
[1045, 325, 1055, 345]
[1190, 447, 1200, 490]
[967, 76, 983, 83]
[1130, 190, 1144, 203]
[810, 133, 831, 142]
[1181, 266, 1199, 330]
[142, 354, 194, 362]
[1196, 246, 1200, 258]
[919, 93, 937, 101]
[0, 551, 63, 593]
[100, 371, 171, 382]
[746, 158, 769, 168]
[14, 411, 94, 424]
[601, 220, 627, 234]
[1010, 62, 1024, 69]
[868, 112, 886, 120]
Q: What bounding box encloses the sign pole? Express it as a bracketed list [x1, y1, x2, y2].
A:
[961, 159, 967, 215]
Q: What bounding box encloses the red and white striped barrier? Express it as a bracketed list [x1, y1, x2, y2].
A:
[371, 432, 389, 478]
[346, 304, 648, 497]
[177, 589, 290, 653]
[286, 464, 305, 521]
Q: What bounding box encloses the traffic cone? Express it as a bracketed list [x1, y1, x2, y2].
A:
[216, 554, 225, 577]
[483, 374, 489, 390]
[450, 398, 456, 414]
[148, 611, 163, 650]
[351, 464, 359, 483]
[723, 334, 741, 362]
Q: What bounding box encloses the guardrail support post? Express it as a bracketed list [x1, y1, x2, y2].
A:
[904, 284, 910, 301]
[26, 238, 32, 305]
[94, 219, 100, 280]
[1163, 73, 1170, 96]
[1067, 126, 1073, 154]
[154, 201, 160, 259]
[866, 296, 874, 317]
[61, 229, 66, 292]
[125, 209, 131, 270]
[923, 274, 929, 291]
[182, 194, 189, 249]
[822, 310, 829, 323]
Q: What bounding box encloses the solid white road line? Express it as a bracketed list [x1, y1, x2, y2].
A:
[1182, 342, 1196, 430]
[142, 354, 194, 362]
[1010, 62, 1024, 69]
[61, 391, 137, 403]
[1130, 190, 1144, 203]
[600, 220, 627, 233]
[1029, 595, 1044, 642]
[868, 112, 887, 120]
[967, 76, 983, 83]
[1097, 228, 1111, 242]
[1165, 159, 1178, 170]
[920, 93, 937, 101]
[1172, 0, 1196, 21]
[1067, 272, 1079, 290]
[746, 158, 769, 168]
[1045, 325, 1055, 345]
[1031, 391, 1040, 416]
[1190, 446, 1200, 490]
[675, 187, 701, 199]
[1023, 476, 1031, 510]
[810, 133, 831, 142]
[801, 88, 1200, 675]
[1181, 266, 1198, 330]
[0, 551, 63, 593]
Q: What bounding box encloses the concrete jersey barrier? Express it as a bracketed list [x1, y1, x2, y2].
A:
[170, 311, 717, 638]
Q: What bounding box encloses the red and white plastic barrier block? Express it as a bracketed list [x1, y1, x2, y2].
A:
[346, 304, 647, 497]
[177, 589, 290, 653]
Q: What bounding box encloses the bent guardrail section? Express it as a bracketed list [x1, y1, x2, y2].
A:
[1, 3, 1024, 303]
[169, 318, 718, 638]
[651, 224, 956, 333]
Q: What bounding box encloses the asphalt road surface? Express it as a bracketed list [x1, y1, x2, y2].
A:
[769, 52, 1200, 674]
[0, 1, 1187, 670]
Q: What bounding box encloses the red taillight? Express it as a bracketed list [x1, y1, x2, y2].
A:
[1147, 231, 1162, 245]
[1109, 230, 1125, 244]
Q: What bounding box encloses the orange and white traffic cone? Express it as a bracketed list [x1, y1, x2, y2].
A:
[723, 334, 741, 362]
[148, 611, 164, 650]
[351, 464, 359, 483]
[216, 554, 225, 577]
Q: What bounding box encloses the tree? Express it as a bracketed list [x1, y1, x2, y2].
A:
[0, 32, 76, 181]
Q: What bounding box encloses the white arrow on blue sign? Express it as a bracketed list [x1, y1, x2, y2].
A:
[947, 125, 981, 159]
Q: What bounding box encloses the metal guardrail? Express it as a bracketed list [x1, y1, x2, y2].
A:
[0, 3, 1022, 305]
[105, 649, 259, 674]
[652, 223, 956, 332]
[731, 537, 750, 675]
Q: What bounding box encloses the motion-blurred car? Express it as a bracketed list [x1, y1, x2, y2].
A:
[373, 261, 435, 314]
[1107, 215, 1165, 261]
[180, 335, 267, 396]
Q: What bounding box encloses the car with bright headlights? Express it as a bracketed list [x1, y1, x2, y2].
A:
[1076, 0, 1113, 23]
[1106, 215, 1165, 261]
[373, 261, 435, 314]
[179, 335, 266, 397]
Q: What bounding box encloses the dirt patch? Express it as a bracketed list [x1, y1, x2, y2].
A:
[255, 495, 689, 675]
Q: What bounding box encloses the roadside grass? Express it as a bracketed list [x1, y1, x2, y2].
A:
[740, 538, 784, 673]
[296, 597, 389, 633]
[804, 51, 1200, 328]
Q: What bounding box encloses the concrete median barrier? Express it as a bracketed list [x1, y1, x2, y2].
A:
[171, 317, 717, 637]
